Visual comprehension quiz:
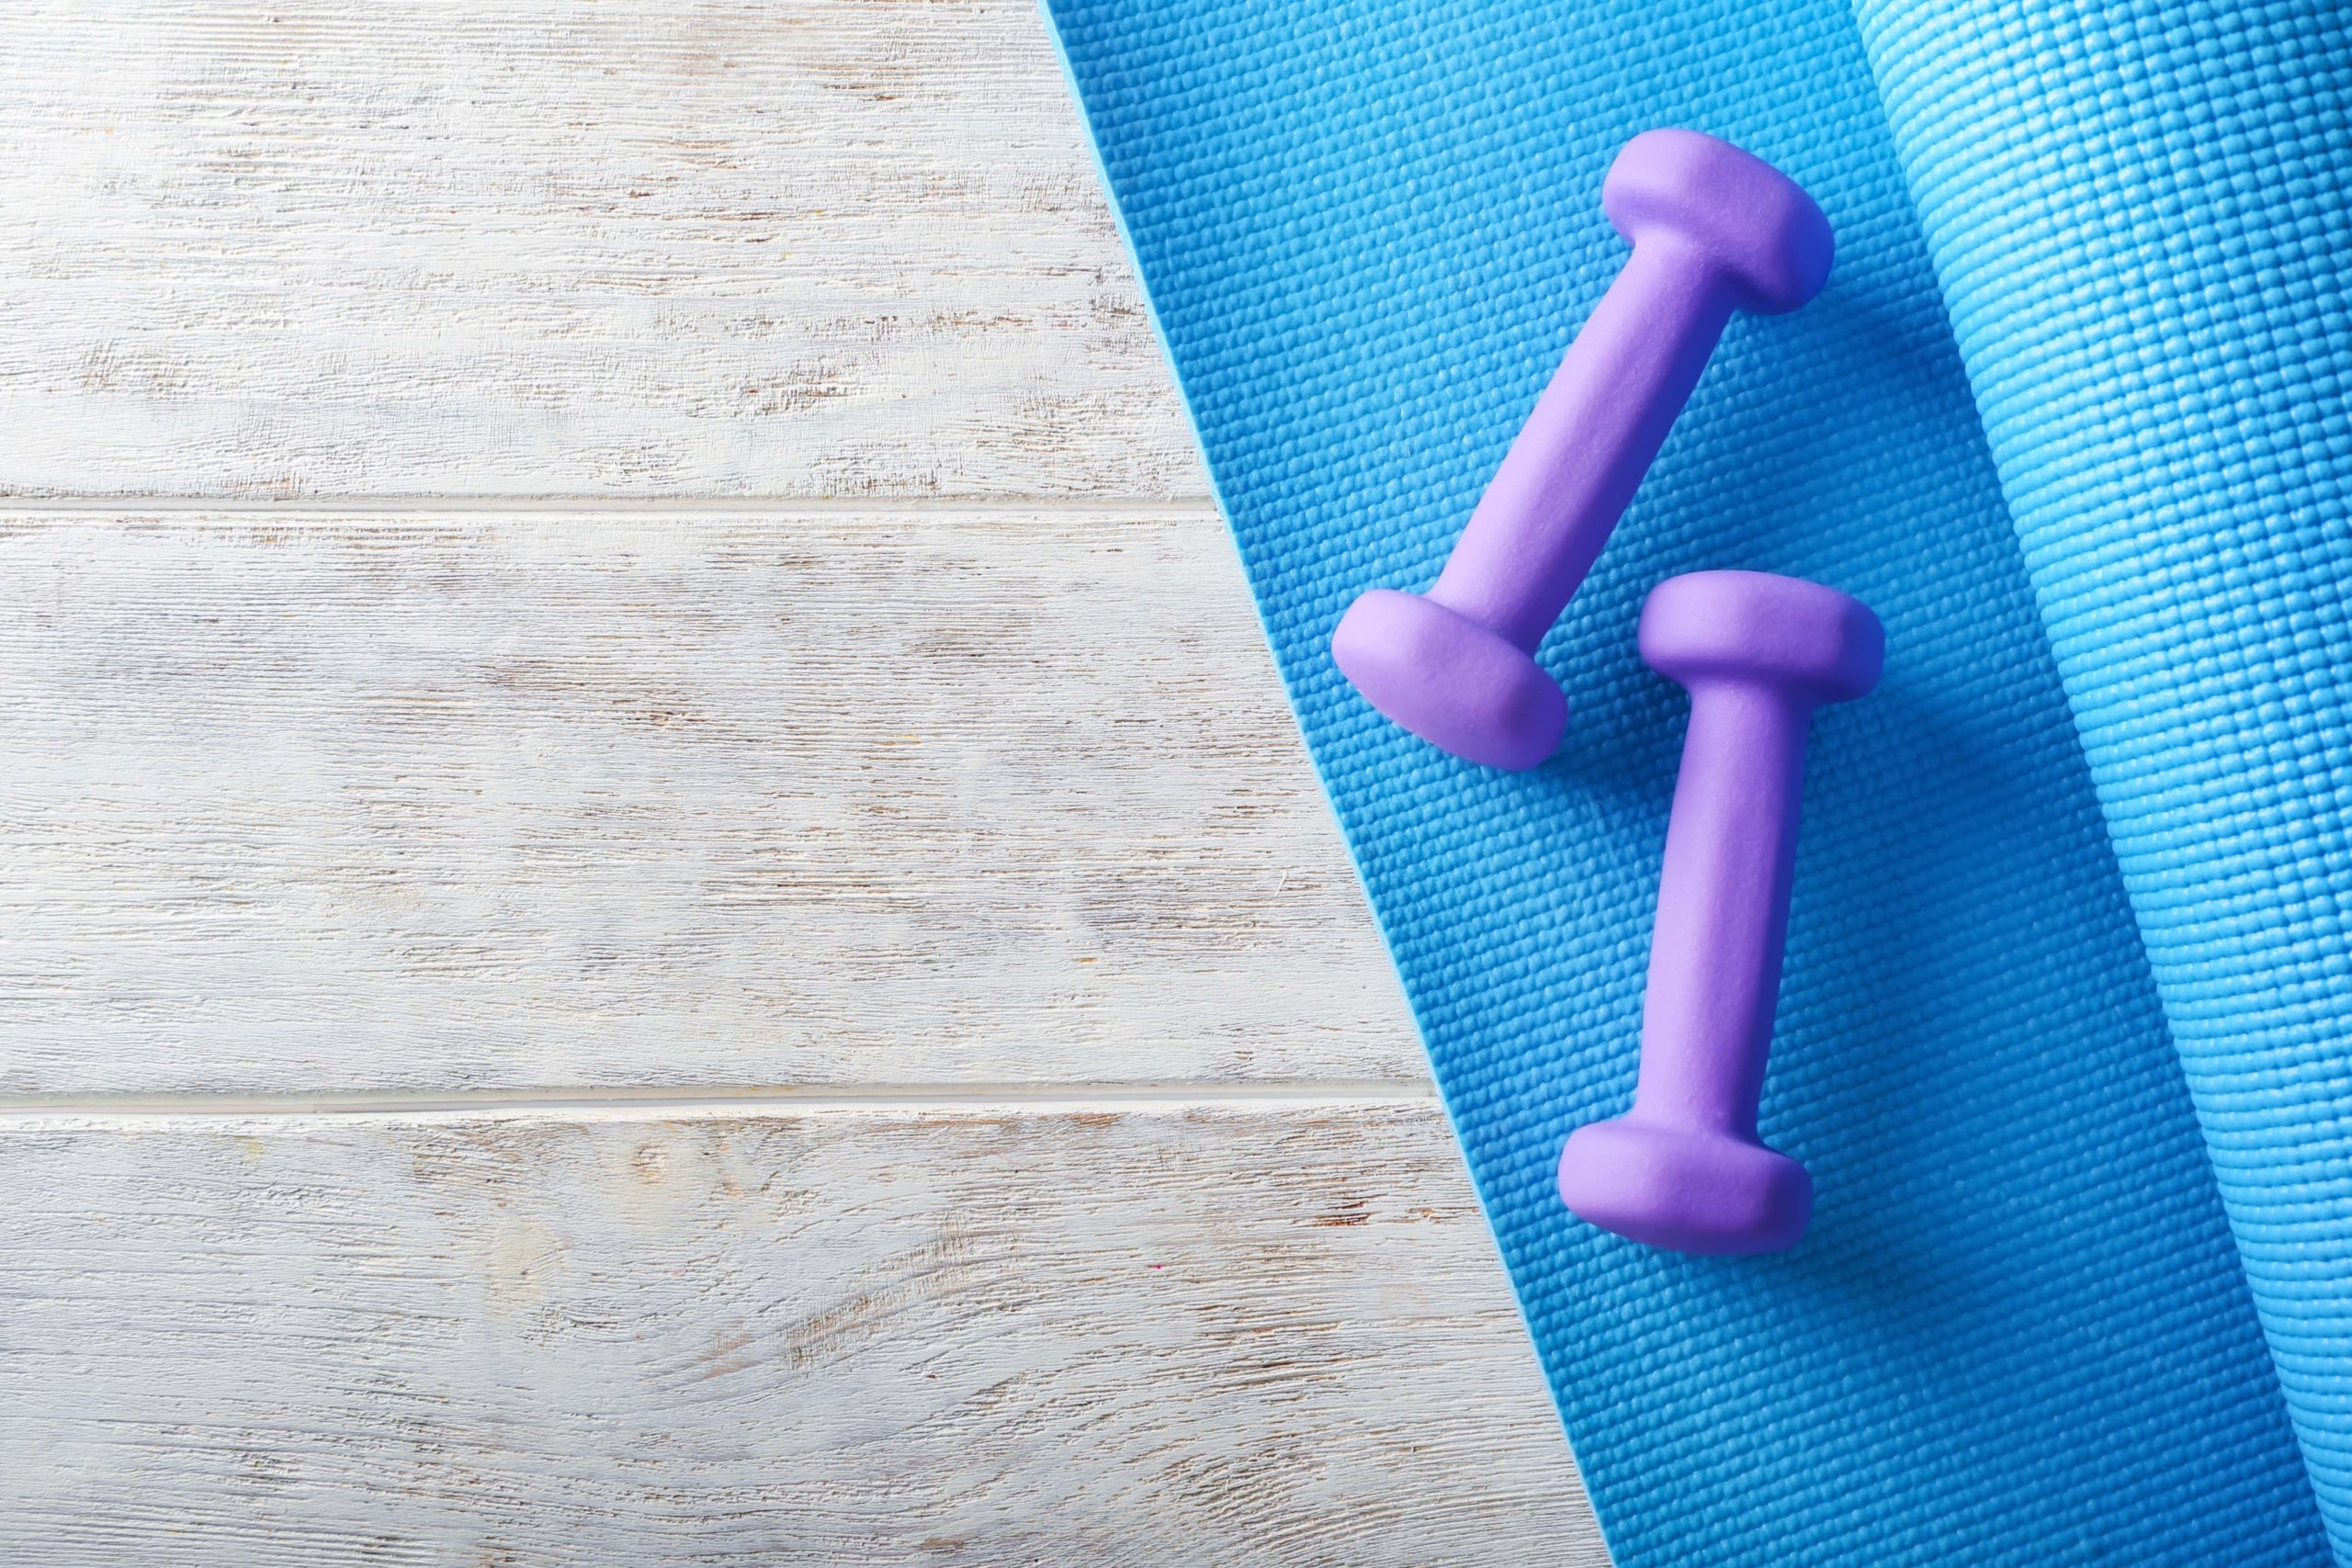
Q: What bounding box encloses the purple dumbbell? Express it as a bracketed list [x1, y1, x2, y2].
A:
[1331, 130, 1832, 770]
[1557, 570, 1882, 1255]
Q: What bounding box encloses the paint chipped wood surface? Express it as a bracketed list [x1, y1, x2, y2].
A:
[0, 1104, 1604, 1565]
[0, 1, 1606, 1562]
[0, 506, 1418, 1095]
[0, 0, 1199, 499]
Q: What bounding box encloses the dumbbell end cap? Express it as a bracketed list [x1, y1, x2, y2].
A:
[1605, 129, 1834, 314]
[1641, 570, 1883, 704]
[1557, 1117, 1811, 1255]
[1333, 589, 1566, 771]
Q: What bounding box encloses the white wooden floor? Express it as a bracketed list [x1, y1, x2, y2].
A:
[0, 4, 1608, 1562]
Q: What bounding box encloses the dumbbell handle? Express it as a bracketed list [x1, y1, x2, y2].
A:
[1427, 242, 1736, 652]
[1634, 681, 1809, 1135]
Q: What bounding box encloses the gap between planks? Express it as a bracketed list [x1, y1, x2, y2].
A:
[0, 1078, 1439, 1124]
[1, 494, 1220, 518]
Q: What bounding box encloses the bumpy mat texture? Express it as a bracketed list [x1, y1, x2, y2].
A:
[1044, 0, 2350, 1561]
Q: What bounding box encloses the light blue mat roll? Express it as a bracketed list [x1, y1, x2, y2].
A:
[1042, 0, 2346, 1559]
[1855, 2, 2352, 1551]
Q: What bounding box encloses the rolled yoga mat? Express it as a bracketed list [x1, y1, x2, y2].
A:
[1855, 0, 2352, 1548]
[1041, 0, 2349, 1560]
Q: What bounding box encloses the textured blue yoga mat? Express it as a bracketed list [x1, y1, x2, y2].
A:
[1043, 0, 2341, 1561]
[1855, 2, 2352, 1551]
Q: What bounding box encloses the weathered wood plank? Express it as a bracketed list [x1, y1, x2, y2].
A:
[0, 1100, 1602, 1566]
[0, 0, 1198, 499]
[0, 508, 1415, 1094]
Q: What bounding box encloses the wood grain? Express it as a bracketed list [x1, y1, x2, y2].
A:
[0, 0, 1199, 499]
[0, 1100, 1603, 1566]
[0, 506, 1414, 1094]
[0, 2, 1608, 1557]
